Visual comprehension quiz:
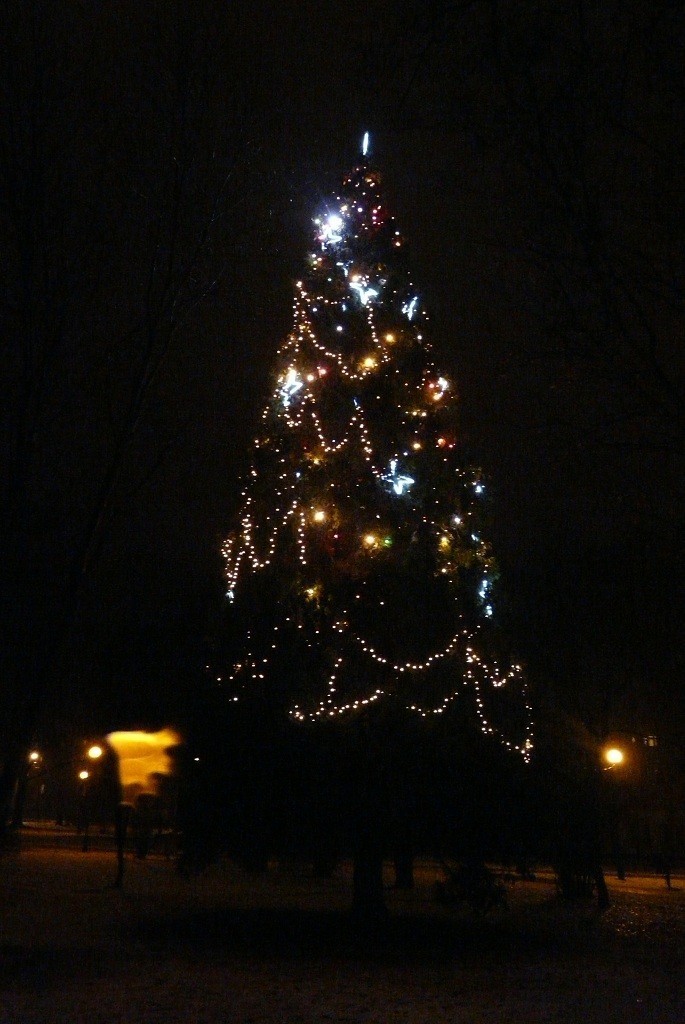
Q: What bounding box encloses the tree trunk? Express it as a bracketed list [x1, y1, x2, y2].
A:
[350, 718, 388, 924]
[352, 843, 387, 924]
[0, 759, 20, 839]
[594, 864, 610, 910]
[393, 850, 414, 889]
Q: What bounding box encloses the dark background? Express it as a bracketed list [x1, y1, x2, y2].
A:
[2, 1, 683, 756]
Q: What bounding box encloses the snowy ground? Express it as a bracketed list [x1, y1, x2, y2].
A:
[1, 839, 683, 1024]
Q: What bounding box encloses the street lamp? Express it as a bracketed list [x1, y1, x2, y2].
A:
[604, 747, 625, 768]
[78, 769, 90, 781]
[87, 745, 103, 760]
[28, 750, 40, 763]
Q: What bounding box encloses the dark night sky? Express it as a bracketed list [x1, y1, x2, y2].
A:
[3, 1, 683, 738]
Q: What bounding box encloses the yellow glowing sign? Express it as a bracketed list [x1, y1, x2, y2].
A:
[107, 728, 181, 800]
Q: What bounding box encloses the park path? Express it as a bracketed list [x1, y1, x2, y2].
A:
[1, 849, 683, 1024]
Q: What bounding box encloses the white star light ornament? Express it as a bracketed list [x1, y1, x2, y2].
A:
[349, 275, 379, 305]
[382, 459, 415, 496]
[279, 367, 304, 407]
[317, 213, 344, 246]
[402, 296, 419, 320]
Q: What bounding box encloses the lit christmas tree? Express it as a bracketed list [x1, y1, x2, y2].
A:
[220, 134, 533, 764]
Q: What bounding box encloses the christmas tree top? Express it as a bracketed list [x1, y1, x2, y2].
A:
[221, 135, 533, 760]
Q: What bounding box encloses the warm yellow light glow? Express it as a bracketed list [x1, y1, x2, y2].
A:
[29, 751, 40, 762]
[412, 441, 422, 450]
[439, 535, 451, 549]
[384, 333, 395, 343]
[605, 747, 625, 766]
[361, 356, 377, 370]
[87, 745, 103, 760]
[78, 770, 90, 781]
[364, 533, 377, 547]
[107, 728, 181, 800]
[312, 509, 326, 522]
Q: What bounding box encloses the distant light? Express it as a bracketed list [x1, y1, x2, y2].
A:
[87, 745, 103, 760]
[362, 131, 369, 157]
[29, 751, 40, 762]
[78, 770, 90, 781]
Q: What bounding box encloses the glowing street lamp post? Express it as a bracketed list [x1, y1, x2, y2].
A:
[79, 746, 104, 852]
[604, 747, 625, 768]
[603, 745, 627, 880]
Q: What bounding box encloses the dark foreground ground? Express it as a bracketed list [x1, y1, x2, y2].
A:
[1, 836, 683, 1024]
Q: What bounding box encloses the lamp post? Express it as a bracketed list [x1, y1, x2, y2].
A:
[78, 769, 91, 850]
[78, 745, 105, 851]
[602, 745, 627, 879]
